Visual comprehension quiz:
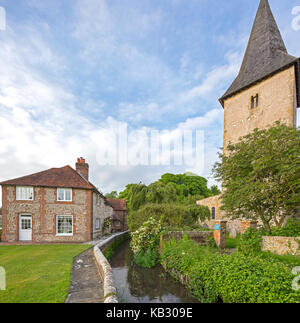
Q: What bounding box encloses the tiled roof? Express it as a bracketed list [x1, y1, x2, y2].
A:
[220, 0, 300, 107]
[106, 199, 127, 211]
[0, 165, 97, 191]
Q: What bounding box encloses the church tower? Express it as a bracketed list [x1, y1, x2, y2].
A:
[220, 0, 300, 152]
[197, 0, 300, 226]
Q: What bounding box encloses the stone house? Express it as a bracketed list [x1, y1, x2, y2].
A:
[197, 0, 300, 232]
[0, 158, 114, 243]
[106, 199, 128, 233]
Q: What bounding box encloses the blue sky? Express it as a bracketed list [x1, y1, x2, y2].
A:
[0, 0, 299, 199]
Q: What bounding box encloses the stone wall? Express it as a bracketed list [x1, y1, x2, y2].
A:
[93, 231, 129, 303]
[160, 231, 213, 247]
[1, 185, 92, 243]
[261, 236, 300, 256]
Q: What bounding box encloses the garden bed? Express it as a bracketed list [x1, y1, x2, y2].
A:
[160, 237, 300, 303]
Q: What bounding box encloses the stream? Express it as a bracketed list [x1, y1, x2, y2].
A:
[109, 240, 199, 303]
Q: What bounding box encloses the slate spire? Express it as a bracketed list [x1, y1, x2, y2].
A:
[220, 0, 300, 107]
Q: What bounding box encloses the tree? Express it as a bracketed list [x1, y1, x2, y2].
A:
[105, 191, 118, 199]
[160, 173, 211, 199]
[210, 185, 221, 196]
[213, 123, 300, 233]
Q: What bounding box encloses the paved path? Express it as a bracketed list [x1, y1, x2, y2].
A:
[66, 248, 104, 303]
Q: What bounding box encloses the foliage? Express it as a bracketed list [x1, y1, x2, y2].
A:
[130, 217, 164, 268]
[130, 217, 163, 254]
[118, 173, 218, 213]
[161, 238, 300, 303]
[261, 218, 300, 237]
[105, 191, 118, 199]
[0, 245, 91, 303]
[102, 218, 111, 232]
[104, 234, 130, 260]
[237, 228, 262, 255]
[134, 249, 159, 269]
[159, 173, 212, 200]
[213, 122, 300, 233]
[127, 203, 210, 232]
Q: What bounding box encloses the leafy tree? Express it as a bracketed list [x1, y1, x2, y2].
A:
[146, 181, 177, 204]
[105, 191, 118, 199]
[213, 123, 300, 233]
[160, 173, 211, 199]
[210, 185, 221, 196]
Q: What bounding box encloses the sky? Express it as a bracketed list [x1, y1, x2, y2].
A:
[0, 0, 299, 202]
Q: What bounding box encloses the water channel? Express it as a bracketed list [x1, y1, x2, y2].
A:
[109, 240, 199, 303]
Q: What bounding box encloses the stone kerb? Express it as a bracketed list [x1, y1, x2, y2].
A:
[93, 231, 129, 303]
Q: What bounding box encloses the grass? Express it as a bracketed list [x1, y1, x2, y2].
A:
[261, 251, 300, 267]
[0, 244, 91, 303]
[225, 233, 240, 249]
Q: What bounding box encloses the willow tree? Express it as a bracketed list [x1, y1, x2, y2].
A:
[213, 122, 300, 233]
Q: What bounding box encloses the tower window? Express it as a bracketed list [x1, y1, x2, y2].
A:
[211, 207, 216, 220]
[251, 94, 259, 109]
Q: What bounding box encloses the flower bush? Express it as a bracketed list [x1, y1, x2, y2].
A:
[130, 217, 164, 268]
[130, 217, 164, 254]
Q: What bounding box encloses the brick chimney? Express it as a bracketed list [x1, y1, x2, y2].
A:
[76, 157, 89, 181]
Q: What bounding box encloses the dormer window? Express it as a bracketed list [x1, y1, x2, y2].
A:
[251, 94, 259, 109]
[16, 186, 34, 201]
[57, 188, 72, 202]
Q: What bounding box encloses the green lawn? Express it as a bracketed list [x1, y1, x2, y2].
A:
[0, 245, 91, 303]
[225, 233, 240, 249]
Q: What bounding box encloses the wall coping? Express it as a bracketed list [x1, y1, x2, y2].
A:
[93, 231, 129, 303]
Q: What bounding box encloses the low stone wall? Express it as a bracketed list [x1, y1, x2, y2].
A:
[261, 236, 300, 256]
[161, 231, 213, 246]
[93, 231, 129, 303]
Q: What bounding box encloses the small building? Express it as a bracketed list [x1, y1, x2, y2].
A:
[0, 158, 113, 243]
[106, 199, 128, 233]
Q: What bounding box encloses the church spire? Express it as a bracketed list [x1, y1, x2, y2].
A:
[220, 0, 300, 107]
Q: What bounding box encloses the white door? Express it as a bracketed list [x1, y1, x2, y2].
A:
[19, 215, 32, 241]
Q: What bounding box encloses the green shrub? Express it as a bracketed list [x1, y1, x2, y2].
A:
[128, 203, 209, 232]
[161, 238, 300, 303]
[237, 228, 262, 255]
[130, 217, 164, 268]
[134, 249, 159, 268]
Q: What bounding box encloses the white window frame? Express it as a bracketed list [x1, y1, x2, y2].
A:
[57, 188, 72, 202]
[95, 218, 100, 230]
[16, 186, 34, 201]
[56, 215, 73, 236]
